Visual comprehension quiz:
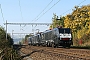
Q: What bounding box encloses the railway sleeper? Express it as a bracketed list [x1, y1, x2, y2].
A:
[35, 49, 90, 60]
[25, 46, 90, 60]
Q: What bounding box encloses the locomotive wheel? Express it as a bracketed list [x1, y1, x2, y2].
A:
[54, 44, 58, 48]
[46, 42, 49, 47]
[46, 44, 48, 47]
[67, 44, 70, 48]
[51, 43, 54, 48]
[47, 42, 50, 47]
[63, 45, 66, 48]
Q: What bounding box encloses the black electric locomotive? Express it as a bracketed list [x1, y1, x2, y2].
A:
[27, 27, 73, 48]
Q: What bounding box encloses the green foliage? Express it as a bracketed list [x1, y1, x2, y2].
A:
[0, 48, 22, 60]
[50, 13, 65, 29]
[23, 34, 34, 44]
[25, 35, 30, 40]
[50, 5, 90, 46]
[80, 33, 90, 44]
[64, 5, 90, 33]
[64, 5, 90, 45]
[0, 26, 21, 60]
[0, 26, 13, 48]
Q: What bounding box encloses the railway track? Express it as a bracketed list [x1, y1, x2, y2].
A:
[20, 45, 90, 60]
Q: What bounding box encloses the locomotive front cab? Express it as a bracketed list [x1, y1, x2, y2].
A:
[58, 28, 73, 47]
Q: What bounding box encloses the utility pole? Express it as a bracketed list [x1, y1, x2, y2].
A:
[12, 30, 14, 38]
[6, 20, 7, 40]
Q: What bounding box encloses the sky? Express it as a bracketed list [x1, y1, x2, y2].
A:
[0, 0, 90, 43]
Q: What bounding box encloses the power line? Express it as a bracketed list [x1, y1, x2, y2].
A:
[18, 0, 23, 22]
[61, 0, 86, 15]
[33, 0, 86, 29]
[31, 0, 54, 32]
[33, 0, 61, 29]
[34, 0, 61, 22]
[32, 0, 53, 22]
[78, 0, 86, 5]
[0, 4, 5, 23]
[18, 0, 25, 32]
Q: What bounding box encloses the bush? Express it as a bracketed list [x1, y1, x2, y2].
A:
[0, 47, 22, 60]
[0, 26, 22, 60]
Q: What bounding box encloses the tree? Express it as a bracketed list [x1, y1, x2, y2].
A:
[0, 26, 13, 48]
[50, 13, 65, 29]
[64, 5, 90, 45]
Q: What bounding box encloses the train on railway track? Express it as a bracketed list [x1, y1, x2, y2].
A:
[27, 27, 73, 48]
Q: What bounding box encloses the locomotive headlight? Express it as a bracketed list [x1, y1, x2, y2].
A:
[60, 38, 61, 40]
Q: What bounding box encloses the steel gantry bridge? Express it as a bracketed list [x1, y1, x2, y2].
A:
[4, 20, 52, 40]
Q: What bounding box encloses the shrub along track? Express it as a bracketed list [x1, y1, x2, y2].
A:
[20, 46, 90, 60]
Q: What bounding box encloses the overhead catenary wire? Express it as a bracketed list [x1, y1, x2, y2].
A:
[33, 0, 86, 30]
[34, 0, 61, 22]
[18, 0, 23, 22]
[16, 0, 86, 34]
[0, 4, 5, 23]
[61, 0, 86, 15]
[18, 0, 25, 33]
[32, 0, 53, 22]
[31, 0, 54, 30]
[32, 0, 61, 30]
[78, 0, 86, 5]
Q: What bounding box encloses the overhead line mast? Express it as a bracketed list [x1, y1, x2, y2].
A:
[4, 21, 52, 40]
[0, 4, 5, 23]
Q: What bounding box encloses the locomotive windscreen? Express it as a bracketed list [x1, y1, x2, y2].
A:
[58, 28, 71, 34]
